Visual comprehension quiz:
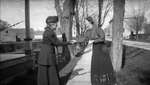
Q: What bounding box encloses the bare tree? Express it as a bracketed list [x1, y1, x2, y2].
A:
[98, 0, 103, 28]
[125, 10, 147, 39]
[101, 0, 112, 27]
[78, 0, 88, 35]
[71, 0, 89, 36]
[75, 0, 80, 35]
[55, 0, 75, 40]
[124, 0, 149, 39]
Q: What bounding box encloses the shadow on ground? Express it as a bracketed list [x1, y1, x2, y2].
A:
[139, 70, 150, 85]
[7, 68, 71, 85]
[7, 69, 37, 85]
[116, 47, 150, 85]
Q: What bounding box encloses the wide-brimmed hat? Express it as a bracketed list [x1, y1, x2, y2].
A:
[46, 16, 58, 24]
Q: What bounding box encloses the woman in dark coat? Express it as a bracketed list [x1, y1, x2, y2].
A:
[85, 16, 116, 85]
[37, 16, 72, 85]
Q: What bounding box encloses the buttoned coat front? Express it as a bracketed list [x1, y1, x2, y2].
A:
[37, 27, 68, 85]
[38, 27, 67, 66]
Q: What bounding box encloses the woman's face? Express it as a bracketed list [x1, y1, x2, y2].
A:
[48, 23, 57, 30]
[85, 20, 93, 29]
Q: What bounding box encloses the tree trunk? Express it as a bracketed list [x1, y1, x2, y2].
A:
[112, 0, 125, 72]
[55, 0, 63, 34]
[98, 0, 103, 28]
[55, 0, 75, 40]
[75, 0, 80, 35]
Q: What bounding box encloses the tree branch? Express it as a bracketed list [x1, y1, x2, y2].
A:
[55, 0, 63, 16]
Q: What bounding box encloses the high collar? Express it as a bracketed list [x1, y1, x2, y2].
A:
[45, 26, 56, 32]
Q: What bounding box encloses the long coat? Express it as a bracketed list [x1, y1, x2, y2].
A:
[37, 27, 68, 85]
[38, 27, 67, 65]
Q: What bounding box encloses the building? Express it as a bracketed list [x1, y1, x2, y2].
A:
[104, 19, 131, 39]
[0, 28, 34, 42]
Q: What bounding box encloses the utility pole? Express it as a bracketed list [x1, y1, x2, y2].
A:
[24, 0, 32, 55]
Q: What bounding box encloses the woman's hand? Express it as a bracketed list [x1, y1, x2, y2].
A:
[94, 38, 105, 43]
[68, 40, 77, 45]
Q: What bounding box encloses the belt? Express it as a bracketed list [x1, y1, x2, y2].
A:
[38, 63, 54, 67]
[93, 41, 105, 44]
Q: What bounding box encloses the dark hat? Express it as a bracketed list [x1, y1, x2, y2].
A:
[86, 16, 94, 24]
[46, 16, 58, 24]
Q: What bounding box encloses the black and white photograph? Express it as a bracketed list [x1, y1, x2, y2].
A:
[0, 0, 150, 85]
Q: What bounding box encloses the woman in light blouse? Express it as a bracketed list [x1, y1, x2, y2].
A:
[85, 16, 116, 85]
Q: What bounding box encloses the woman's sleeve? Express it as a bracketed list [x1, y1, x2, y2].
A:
[84, 30, 90, 41]
[48, 31, 69, 46]
[98, 28, 105, 39]
[94, 28, 105, 42]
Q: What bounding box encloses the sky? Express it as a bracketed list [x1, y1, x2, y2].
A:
[0, 0, 56, 31]
[0, 0, 150, 31]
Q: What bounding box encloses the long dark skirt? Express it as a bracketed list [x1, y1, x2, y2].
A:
[91, 42, 116, 85]
[37, 65, 60, 85]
